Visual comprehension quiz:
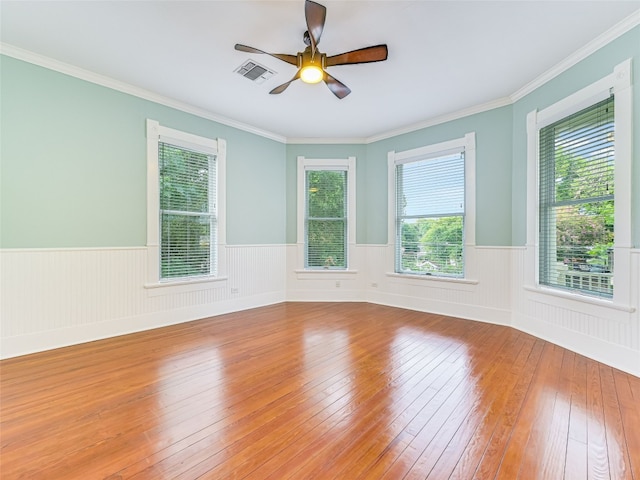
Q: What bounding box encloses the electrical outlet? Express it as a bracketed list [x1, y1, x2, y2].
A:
[371, 282, 378, 288]
[335, 281, 341, 288]
[231, 287, 239, 294]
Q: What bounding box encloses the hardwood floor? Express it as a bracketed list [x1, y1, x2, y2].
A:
[1, 302, 639, 479]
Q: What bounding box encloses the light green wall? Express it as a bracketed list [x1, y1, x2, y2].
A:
[286, 106, 513, 246]
[364, 106, 513, 245]
[511, 26, 640, 247]
[0, 56, 287, 247]
[2, 26, 638, 249]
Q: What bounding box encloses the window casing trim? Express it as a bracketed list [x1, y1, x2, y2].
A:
[525, 59, 633, 308]
[296, 156, 356, 272]
[145, 119, 227, 289]
[387, 132, 477, 281]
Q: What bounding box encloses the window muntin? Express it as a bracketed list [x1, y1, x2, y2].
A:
[305, 169, 347, 269]
[538, 95, 615, 298]
[395, 151, 465, 277]
[159, 142, 216, 279]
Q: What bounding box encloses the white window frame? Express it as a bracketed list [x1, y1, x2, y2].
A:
[387, 133, 477, 284]
[296, 156, 357, 274]
[525, 59, 633, 311]
[145, 119, 227, 291]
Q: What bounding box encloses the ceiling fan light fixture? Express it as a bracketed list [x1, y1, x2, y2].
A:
[300, 64, 323, 84]
[235, 0, 387, 98]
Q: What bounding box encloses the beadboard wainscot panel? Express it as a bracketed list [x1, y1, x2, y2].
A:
[365, 245, 513, 325]
[226, 244, 286, 298]
[0, 245, 287, 358]
[511, 247, 640, 377]
[285, 244, 366, 301]
[286, 244, 513, 325]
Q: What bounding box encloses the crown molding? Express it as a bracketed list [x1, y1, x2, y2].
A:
[365, 97, 513, 144]
[0, 43, 287, 144]
[510, 9, 640, 102]
[286, 136, 368, 145]
[2, 9, 638, 146]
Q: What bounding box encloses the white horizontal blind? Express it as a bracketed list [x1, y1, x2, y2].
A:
[305, 169, 347, 269]
[539, 95, 614, 297]
[396, 152, 465, 277]
[159, 142, 217, 279]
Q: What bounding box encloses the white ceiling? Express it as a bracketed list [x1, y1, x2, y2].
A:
[1, 1, 638, 141]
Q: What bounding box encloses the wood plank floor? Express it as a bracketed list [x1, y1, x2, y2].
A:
[1, 302, 639, 479]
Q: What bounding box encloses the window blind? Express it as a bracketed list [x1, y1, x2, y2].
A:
[305, 169, 347, 269]
[159, 142, 217, 279]
[396, 152, 465, 277]
[539, 95, 614, 297]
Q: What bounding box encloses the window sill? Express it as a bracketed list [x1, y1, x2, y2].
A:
[295, 269, 358, 280]
[523, 285, 635, 313]
[386, 272, 479, 285]
[144, 276, 228, 296]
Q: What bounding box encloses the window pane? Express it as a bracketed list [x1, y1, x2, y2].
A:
[397, 154, 464, 217]
[307, 170, 346, 218]
[398, 216, 463, 276]
[307, 219, 346, 268]
[161, 214, 212, 278]
[159, 143, 213, 213]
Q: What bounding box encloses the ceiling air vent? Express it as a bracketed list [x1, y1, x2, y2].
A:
[235, 60, 275, 84]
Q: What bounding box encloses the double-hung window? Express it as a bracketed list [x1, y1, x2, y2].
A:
[389, 133, 476, 279]
[538, 97, 615, 297]
[526, 59, 632, 306]
[297, 157, 356, 270]
[146, 119, 226, 286]
[159, 142, 216, 279]
[306, 169, 347, 268]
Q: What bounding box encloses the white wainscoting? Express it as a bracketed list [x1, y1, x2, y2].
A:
[286, 244, 513, 325]
[285, 243, 367, 302]
[3, 244, 638, 376]
[360, 245, 513, 325]
[511, 247, 639, 377]
[0, 245, 287, 359]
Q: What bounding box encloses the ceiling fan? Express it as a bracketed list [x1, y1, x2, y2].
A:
[234, 0, 388, 99]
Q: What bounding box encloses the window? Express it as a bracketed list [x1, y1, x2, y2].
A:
[297, 157, 356, 271]
[388, 133, 476, 279]
[306, 169, 347, 268]
[146, 120, 226, 286]
[538, 96, 614, 297]
[159, 142, 216, 279]
[526, 59, 632, 306]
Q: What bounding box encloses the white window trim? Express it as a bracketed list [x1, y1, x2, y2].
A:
[387, 132, 477, 284]
[145, 119, 227, 291]
[525, 59, 634, 312]
[296, 156, 357, 274]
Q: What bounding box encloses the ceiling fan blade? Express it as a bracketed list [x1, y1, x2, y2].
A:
[305, 0, 326, 56]
[269, 70, 301, 95]
[234, 44, 297, 66]
[323, 71, 351, 99]
[326, 44, 388, 67]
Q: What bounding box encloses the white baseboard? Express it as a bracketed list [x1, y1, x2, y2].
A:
[3, 245, 637, 378]
[366, 291, 512, 326]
